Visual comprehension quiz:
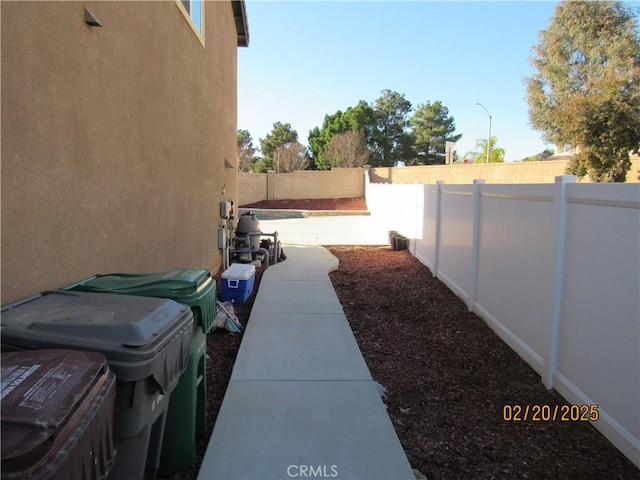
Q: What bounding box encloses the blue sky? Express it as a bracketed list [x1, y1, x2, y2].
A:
[238, 1, 561, 162]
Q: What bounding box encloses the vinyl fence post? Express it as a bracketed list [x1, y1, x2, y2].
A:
[412, 182, 422, 257]
[467, 179, 485, 311]
[363, 165, 371, 199]
[433, 181, 445, 277]
[544, 174, 577, 390]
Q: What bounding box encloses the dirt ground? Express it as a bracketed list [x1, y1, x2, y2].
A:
[163, 198, 638, 480]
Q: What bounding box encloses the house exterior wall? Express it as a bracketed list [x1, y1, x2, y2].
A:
[1, 1, 239, 304]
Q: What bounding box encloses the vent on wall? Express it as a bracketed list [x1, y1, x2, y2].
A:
[84, 7, 102, 27]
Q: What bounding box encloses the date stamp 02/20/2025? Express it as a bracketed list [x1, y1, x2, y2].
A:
[503, 404, 599, 422]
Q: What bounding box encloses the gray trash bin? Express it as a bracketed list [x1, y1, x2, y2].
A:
[0, 290, 193, 480]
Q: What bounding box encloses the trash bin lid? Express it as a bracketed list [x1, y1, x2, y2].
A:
[71, 269, 211, 295]
[1, 349, 112, 463]
[65, 270, 217, 334]
[1, 291, 193, 384]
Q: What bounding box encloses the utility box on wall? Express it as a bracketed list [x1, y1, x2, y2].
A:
[220, 201, 232, 219]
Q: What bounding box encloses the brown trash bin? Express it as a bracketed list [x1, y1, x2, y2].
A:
[1, 349, 117, 480]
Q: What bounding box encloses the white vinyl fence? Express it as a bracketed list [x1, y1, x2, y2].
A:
[366, 174, 640, 467]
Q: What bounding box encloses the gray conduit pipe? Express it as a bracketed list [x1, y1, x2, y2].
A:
[227, 247, 270, 268]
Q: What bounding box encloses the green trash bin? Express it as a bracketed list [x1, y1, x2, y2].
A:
[157, 325, 207, 475]
[64, 269, 216, 475]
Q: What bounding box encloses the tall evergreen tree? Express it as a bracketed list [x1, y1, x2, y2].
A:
[370, 89, 412, 166]
[410, 101, 462, 164]
[237, 129, 256, 172]
[259, 122, 299, 171]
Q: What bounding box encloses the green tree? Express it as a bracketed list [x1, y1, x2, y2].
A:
[370, 89, 412, 166]
[308, 101, 375, 169]
[252, 157, 272, 173]
[237, 129, 256, 172]
[259, 122, 299, 168]
[410, 101, 462, 165]
[525, 0, 640, 182]
[307, 126, 326, 169]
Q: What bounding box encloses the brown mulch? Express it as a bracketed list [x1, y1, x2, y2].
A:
[163, 199, 638, 480]
[240, 197, 367, 211]
[327, 246, 638, 480]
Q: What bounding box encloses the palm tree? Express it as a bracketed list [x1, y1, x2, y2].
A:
[465, 137, 505, 163]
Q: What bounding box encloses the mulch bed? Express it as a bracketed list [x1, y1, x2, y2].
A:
[163, 198, 638, 480]
[327, 246, 638, 480]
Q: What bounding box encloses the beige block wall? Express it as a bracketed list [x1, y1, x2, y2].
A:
[372, 157, 640, 184]
[372, 160, 568, 184]
[238, 168, 365, 204]
[237, 158, 639, 205]
[238, 173, 268, 205]
[1, 1, 239, 304]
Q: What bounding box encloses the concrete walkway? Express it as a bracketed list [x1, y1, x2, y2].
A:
[197, 244, 415, 479]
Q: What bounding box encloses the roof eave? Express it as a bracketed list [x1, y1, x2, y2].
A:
[232, 0, 249, 47]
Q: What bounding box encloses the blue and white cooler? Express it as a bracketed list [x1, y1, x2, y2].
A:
[221, 263, 256, 304]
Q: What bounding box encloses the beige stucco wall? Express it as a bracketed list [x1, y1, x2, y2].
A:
[1, 1, 239, 304]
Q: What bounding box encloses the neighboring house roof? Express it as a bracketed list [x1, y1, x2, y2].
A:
[543, 153, 574, 161]
[232, 1, 249, 47]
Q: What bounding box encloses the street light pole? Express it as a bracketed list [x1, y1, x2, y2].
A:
[476, 102, 492, 164]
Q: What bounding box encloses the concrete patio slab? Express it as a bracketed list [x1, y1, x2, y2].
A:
[260, 215, 390, 246]
[198, 380, 415, 480]
[274, 244, 340, 270]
